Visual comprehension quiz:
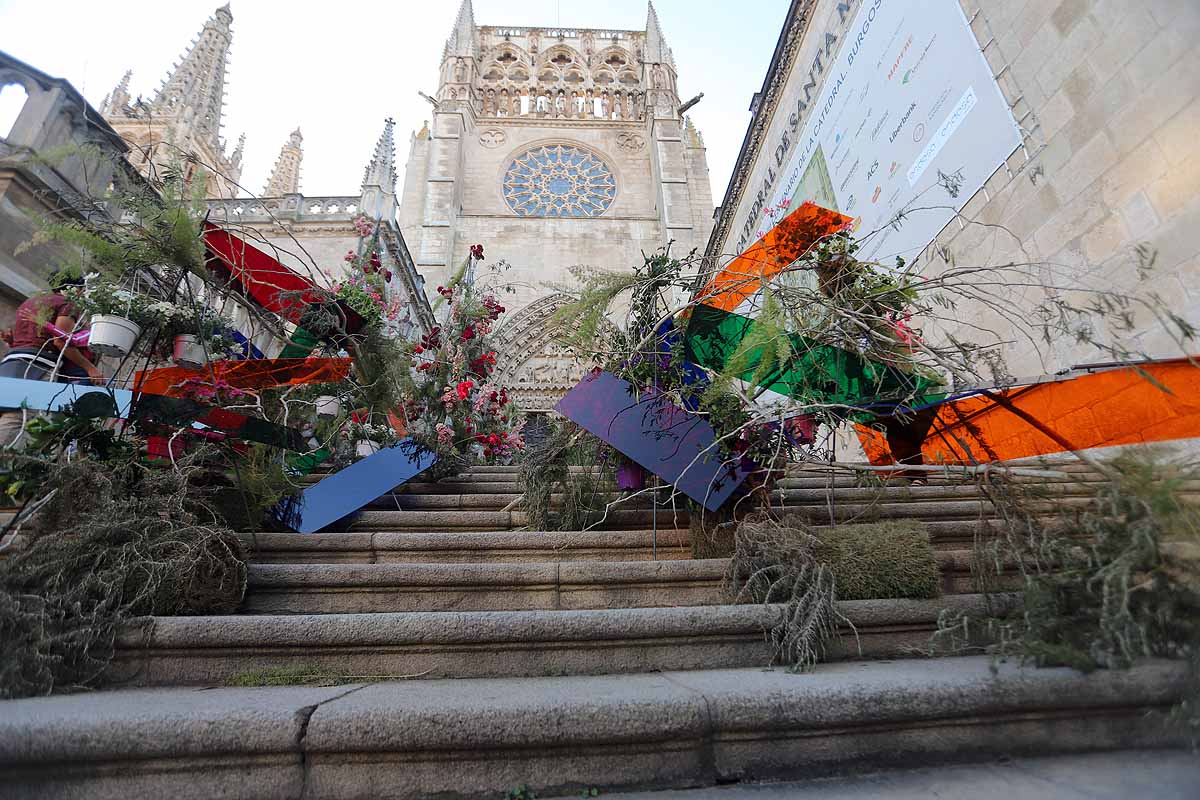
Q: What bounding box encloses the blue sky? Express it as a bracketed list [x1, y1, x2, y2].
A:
[0, 0, 786, 200]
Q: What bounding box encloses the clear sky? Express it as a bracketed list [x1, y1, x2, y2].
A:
[0, 0, 787, 203]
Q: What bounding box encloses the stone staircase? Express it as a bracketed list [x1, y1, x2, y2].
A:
[0, 463, 1190, 799]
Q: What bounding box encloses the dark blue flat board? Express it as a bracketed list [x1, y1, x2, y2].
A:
[556, 369, 749, 512]
[279, 438, 438, 533]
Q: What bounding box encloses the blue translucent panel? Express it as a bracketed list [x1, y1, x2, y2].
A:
[277, 438, 438, 533]
[556, 370, 750, 512]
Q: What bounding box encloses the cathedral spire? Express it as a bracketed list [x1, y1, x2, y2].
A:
[645, 1, 676, 69]
[150, 4, 234, 147]
[102, 70, 132, 115]
[360, 117, 398, 221]
[443, 0, 476, 60]
[263, 128, 303, 196]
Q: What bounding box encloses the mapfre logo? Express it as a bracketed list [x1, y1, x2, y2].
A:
[887, 35, 913, 80]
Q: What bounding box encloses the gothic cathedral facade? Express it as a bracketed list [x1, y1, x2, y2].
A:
[399, 1, 715, 409]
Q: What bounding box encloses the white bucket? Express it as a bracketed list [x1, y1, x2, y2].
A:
[355, 439, 379, 458]
[89, 314, 142, 357]
[315, 395, 341, 418]
[172, 334, 209, 370]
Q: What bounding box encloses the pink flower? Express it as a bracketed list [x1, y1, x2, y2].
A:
[435, 423, 454, 445]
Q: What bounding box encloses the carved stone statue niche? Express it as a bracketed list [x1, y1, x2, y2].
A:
[454, 58, 467, 82]
[554, 90, 566, 117]
[499, 88, 510, 117]
[483, 89, 496, 115]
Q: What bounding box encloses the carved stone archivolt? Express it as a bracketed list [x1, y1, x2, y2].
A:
[479, 128, 507, 147]
[491, 292, 614, 411]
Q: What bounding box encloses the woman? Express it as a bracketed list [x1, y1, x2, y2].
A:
[0, 280, 105, 447]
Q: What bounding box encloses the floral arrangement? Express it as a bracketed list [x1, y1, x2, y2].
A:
[395, 245, 524, 464]
[330, 215, 410, 329]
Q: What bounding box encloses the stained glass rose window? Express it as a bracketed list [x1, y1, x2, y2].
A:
[502, 144, 616, 217]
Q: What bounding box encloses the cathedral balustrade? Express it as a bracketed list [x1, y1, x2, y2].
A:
[204, 195, 361, 224]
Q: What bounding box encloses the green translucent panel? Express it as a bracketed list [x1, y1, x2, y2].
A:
[683, 304, 944, 416]
[279, 327, 320, 359]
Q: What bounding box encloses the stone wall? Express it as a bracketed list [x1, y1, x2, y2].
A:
[709, 0, 1200, 379]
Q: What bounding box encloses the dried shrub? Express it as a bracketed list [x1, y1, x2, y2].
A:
[0, 449, 246, 699]
[728, 514, 940, 670]
[814, 519, 940, 601]
[518, 420, 612, 531]
[727, 514, 848, 671]
[942, 449, 1200, 739]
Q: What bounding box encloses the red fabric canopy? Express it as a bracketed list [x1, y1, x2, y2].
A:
[203, 222, 364, 332]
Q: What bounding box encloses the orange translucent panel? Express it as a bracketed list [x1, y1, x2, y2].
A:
[134, 357, 353, 397]
[694, 202, 852, 313]
[856, 359, 1200, 465]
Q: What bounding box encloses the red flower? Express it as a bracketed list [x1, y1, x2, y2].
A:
[383, 269, 393, 282]
[455, 380, 475, 401]
[461, 325, 476, 341]
[413, 345, 424, 354]
[469, 244, 484, 260]
[369, 252, 382, 268]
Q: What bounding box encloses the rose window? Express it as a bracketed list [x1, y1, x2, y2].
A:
[502, 144, 616, 217]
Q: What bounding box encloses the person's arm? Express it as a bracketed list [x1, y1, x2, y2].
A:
[50, 314, 105, 385]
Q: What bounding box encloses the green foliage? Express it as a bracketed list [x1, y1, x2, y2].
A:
[550, 265, 641, 355]
[943, 449, 1200, 739]
[229, 664, 341, 687]
[505, 785, 537, 800]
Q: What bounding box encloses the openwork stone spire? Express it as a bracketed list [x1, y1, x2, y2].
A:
[360, 117, 398, 221]
[645, 1, 676, 69]
[263, 128, 302, 196]
[442, 0, 477, 60]
[362, 118, 397, 191]
[150, 4, 234, 147]
[101, 70, 132, 115]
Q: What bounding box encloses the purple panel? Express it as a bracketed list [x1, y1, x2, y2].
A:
[556, 369, 749, 511]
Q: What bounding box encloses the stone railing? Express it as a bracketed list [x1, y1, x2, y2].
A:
[204, 195, 361, 224]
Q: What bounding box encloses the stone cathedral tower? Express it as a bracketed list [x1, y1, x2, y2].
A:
[399, 0, 714, 409]
[101, 4, 243, 198]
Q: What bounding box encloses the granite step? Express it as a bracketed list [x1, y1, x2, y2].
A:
[239, 519, 1005, 564]
[241, 551, 989, 614]
[2, 657, 1186, 800]
[108, 595, 999, 687]
[338, 497, 1085, 531]
[377, 480, 1140, 510]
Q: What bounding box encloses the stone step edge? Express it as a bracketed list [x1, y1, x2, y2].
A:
[0, 658, 1186, 800]
[245, 551, 977, 589]
[118, 595, 997, 650]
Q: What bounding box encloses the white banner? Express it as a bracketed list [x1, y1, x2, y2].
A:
[763, 0, 1021, 264]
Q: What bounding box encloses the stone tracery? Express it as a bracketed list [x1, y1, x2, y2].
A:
[501, 144, 616, 218]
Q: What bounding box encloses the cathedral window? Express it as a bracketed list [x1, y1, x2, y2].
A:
[502, 144, 616, 218]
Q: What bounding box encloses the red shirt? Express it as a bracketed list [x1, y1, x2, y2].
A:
[10, 294, 78, 350]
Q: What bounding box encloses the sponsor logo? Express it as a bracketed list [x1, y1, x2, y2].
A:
[888, 161, 899, 178]
[839, 158, 860, 193]
[902, 34, 937, 85]
[871, 110, 890, 142]
[835, 131, 843, 144]
[845, 195, 857, 212]
[866, 159, 879, 180]
[912, 122, 926, 143]
[889, 102, 917, 144]
[887, 35, 913, 80]
[871, 185, 882, 203]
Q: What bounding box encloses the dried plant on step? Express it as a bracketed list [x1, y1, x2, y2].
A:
[0, 446, 247, 699]
[518, 419, 612, 531]
[726, 514, 851, 671]
[938, 449, 1200, 740]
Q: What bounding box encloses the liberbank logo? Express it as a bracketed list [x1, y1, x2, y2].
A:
[889, 102, 917, 144]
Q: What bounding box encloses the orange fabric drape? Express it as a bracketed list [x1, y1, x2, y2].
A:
[134, 357, 353, 397]
[857, 359, 1200, 465]
[693, 201, 852, 313]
